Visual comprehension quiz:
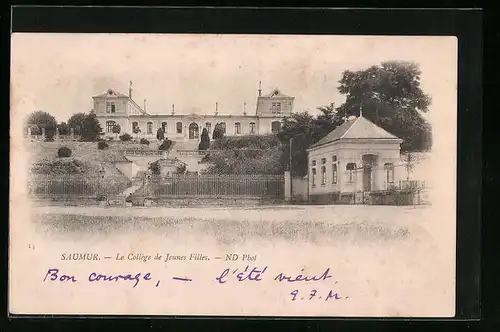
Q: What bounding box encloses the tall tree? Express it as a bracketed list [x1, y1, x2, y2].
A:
[198, 128, 210, 150]
[80, 113, 102, 142]
[336, 61, 432, 151]
[26, 111, 57, 138]
[112, 124, 121, 139]
[277, 104, 340, 176]
[67, 112, 87, 136]
[212, 123, 225, 140]
[156, 127, 165, 141]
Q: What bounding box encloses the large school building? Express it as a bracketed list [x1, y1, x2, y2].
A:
[93, 83, 295, 142]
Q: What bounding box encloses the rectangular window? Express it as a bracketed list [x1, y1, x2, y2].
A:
[332, 164, 338, 184]
[147, 122, 153, 134]
[106, 102, 116, 113]
[249, 122, 256, 134]
[312, 160, 316, 167]
[235, 122, 241, 134]
[321, 166, 326, 185]
[385, 163, 395, 184]
[312, 168, 317, 187]
[206, 122, 211, 135]
[346, 163, 356, 183]
[332, 155, 337, 162]
[321, 158, 326, 165]
[271, 102, 281, 114]
[176, 122, 183, 134]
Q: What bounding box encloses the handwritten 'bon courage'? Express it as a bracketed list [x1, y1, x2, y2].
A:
[43, 266, 335, 288]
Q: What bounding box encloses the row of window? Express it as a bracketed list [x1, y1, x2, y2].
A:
[106, 120, 282, 135]
[310, 156, 395, 187]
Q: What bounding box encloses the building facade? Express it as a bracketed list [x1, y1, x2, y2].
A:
[93, 84, 294, 142]
[306, 115, 404, 201]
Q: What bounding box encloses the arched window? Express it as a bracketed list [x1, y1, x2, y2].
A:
[147, 122, 153, 134]
[271, 121, 281, 133]
[346, 163, 357, 183]
[161, 122, 168, 133]
[176, 122, 183, 134]
[235, 122, 241, 134]
[249, 122, 256, 134]
[205, 122, 211, 135]
[106, 121, 116, 133]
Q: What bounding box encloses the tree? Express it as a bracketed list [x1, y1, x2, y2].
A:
[336, 61, 432, 151]
[67, 112, 87, 136]
[80, 113, 102, 142]
[26, 111, 57, 139]
[112, 124, 121, 139]
[57, 122, 70, 135]
[403, 152, 416, 182]
[156, 127, 165, 141]
[198, 128, 210, 150]
[277, 104, 340, 176]
[212, 123, 225, 140]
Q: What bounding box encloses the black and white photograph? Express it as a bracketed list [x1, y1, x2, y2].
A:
[10, 33, 457, 317]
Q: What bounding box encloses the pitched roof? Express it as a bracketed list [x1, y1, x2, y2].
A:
[309, 116, 401, 149]
[261, 89, 293, 98]
[93, 89, 129, 98]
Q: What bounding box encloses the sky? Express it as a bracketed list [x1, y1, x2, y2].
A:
[11, 34, 457, 123]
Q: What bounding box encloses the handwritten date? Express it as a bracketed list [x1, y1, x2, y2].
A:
[290, 289, 346, 302]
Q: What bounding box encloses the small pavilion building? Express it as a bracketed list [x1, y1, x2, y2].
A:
[306, 114, 403, 204]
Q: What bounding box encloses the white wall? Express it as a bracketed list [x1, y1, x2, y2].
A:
[307, 140, 402, 195]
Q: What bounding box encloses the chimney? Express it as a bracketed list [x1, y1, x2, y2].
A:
[243, 102, 247, 116]
[144, 99, 147, 112]
[215, 102, 218, 116]
[129, 80, 133, 98]
[171, 104, 175, 115]
[258, 81, 262, 97]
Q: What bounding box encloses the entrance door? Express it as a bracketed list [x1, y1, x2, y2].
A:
[188, 122, 199, 140]
[363, 166, 372, 191]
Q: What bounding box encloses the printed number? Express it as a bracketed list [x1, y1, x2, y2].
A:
[290, 290, 299, 301]
[28, 244, 35, 249]
[309, 289, 317, 300]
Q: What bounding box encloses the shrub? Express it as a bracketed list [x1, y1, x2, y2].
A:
[57, 147, 72, 158]
[98, 141, 109, 150]
[44, 137, 55, 142]
[158, 138, 173, 151]
[140, 138, 150, 145]
[32, 158, 88, 175]
[119, 133, 132, 141]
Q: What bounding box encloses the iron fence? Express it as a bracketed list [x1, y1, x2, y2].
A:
[140, 174, 285, 199]
[28, 174, 131, 198]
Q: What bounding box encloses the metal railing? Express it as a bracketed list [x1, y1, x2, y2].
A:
[139, 174, 285, 199]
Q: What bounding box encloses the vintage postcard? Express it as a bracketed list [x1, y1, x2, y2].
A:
[10, 33, 457, 317]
